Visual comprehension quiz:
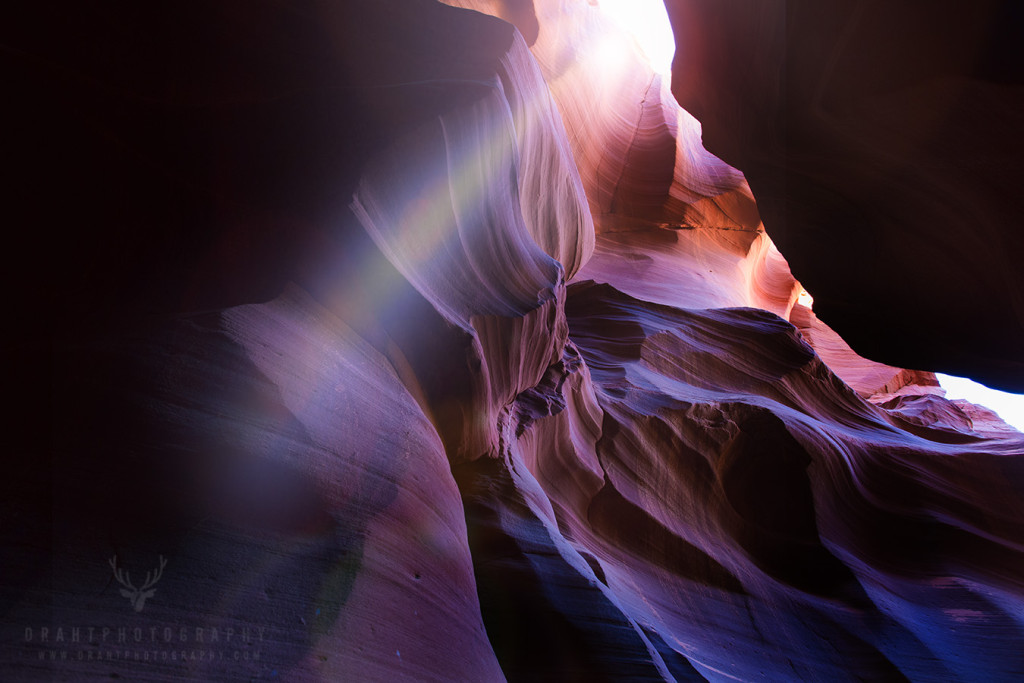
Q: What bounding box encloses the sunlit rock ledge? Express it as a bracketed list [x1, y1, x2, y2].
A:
[7, 0, 1023, 681]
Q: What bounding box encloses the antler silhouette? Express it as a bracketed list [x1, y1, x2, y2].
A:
[139, 556, 167, 592]
[109, 555, 166, 611]
[108, 555, 136, 592]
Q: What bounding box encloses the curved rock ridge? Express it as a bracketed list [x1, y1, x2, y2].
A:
[446, 0, 760, 236]
[575, 228, 801, 315]
[350, 87, 562, 329]
[497, 30, 596, 279]
[523, 281, 1024, 681]
[345, 25, 586, 461]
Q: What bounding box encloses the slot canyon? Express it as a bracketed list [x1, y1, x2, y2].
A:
[5, 1, 1024, 680]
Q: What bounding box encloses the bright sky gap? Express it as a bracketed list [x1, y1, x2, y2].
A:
[937, 373, 1024, 432]
[598, 0, 676, 75]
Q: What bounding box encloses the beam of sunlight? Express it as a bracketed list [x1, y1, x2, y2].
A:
[597, 0, 676, 76]
[937, 373, 1024, 432]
